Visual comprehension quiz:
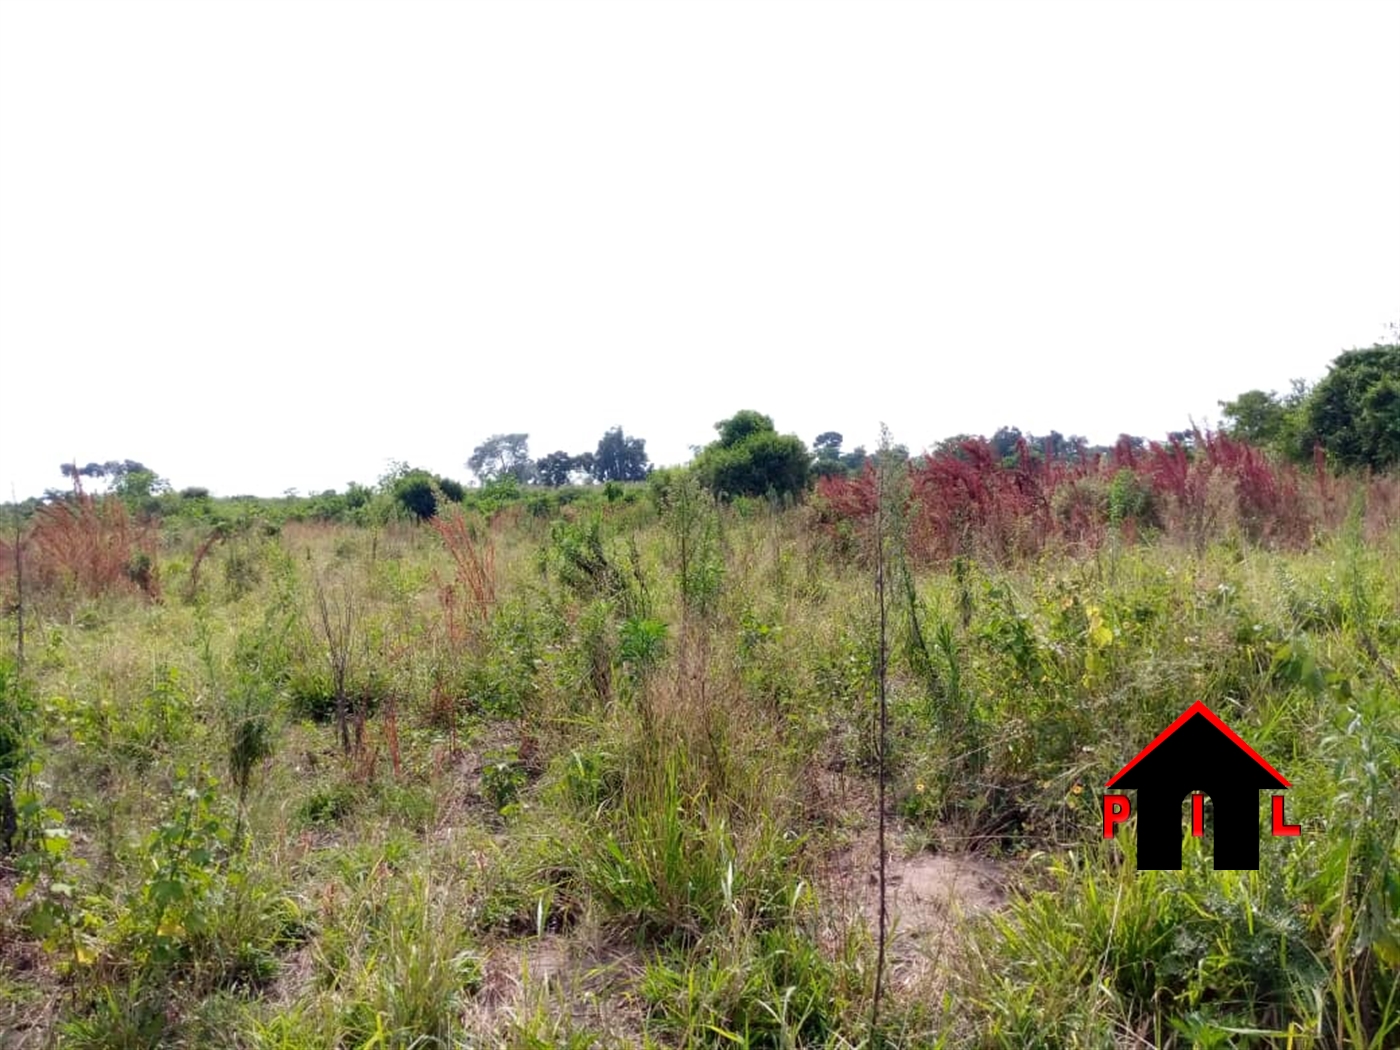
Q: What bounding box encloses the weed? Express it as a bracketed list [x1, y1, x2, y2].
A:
[482, 746, 528, 815]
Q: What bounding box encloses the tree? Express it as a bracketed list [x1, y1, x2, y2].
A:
[345, 482, 373, 510]
[59, 459, 169, 500]
[811, 431, 846, 478]
[535, 451, 577, 488]
[1165, 430, 1198, 451]
[989, 426, 1024, 463]
[1037, 430, 1072, 461]
[930, 435, 973, 460]
[592, 427, 650, 482]
[59, 461, 108, 482]
[468, 434, 533, 484]
[814, 432, 843, 459]
[693, 410, 811, 499]
[715, 410, 775, 449]
[392, 471, 464, 520]
[1301, 344, 1400, 471]
[1219, 389, 1291, 446]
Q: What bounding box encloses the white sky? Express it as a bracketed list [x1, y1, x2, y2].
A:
[2, 0, 1397, 499]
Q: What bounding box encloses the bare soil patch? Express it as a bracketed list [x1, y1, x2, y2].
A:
[467, 931, 646, 1043]
[815, 774, 1011, 992]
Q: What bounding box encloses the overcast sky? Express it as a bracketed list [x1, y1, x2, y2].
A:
[1, 0, 1397, 498]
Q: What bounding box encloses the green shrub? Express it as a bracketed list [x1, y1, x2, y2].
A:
[481, 746, 527, 814]
[619, 615, 667, 680]
[392, 471, 465, 521]
[0, 658, 35, 852]
[1108, 467, 1156, 528]
[298, 781, 361, 826]
[558, 745, 624, 813]
[692, 412, 811, 500]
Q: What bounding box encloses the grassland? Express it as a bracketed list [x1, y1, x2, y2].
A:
[1, 471, 1398, 1048]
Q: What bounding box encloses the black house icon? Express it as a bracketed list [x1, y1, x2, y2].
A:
[1107, 701, 1290, 870]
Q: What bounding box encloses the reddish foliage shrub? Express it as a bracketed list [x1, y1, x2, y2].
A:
[816, 430, 1326, 563]
[428, 504, 497, 648]
[15, 488, 160, 599]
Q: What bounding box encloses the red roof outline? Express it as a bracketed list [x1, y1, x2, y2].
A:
[1105, 701, 1290, 788]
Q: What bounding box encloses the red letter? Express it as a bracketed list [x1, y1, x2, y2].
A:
[1103, 794, 1131, 838]
[1191, 794, 1205, 837]
[1272, 795, 1300, 836]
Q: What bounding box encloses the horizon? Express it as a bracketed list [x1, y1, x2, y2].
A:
[3, 1, 1398, 500]
[12, 399, 1381, 503]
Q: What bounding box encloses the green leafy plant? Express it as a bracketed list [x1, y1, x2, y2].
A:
[14, 786, 104, 970]
[619, 616, 667, 680]
[481, 747, 528, 815]
[0, 656, 35, 852]
[124, 772, 234, 969]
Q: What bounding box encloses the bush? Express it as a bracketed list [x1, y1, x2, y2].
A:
[693, 411, 811, 500]
[0, 658, 34, 852]
[392, 472, 464, 521]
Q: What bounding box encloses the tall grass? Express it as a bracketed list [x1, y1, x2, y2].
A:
[1, 470, 1397, 1047]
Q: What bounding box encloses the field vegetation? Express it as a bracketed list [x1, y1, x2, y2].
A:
[2, 358, 1400, 1046]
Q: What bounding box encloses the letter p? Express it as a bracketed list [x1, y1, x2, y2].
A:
[1103, 794, 1131, 838]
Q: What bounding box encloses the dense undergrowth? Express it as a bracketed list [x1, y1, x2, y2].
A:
[1, 461, 1398, 1048]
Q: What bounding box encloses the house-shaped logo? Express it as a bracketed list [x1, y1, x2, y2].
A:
[1103, 701, 1300, 870]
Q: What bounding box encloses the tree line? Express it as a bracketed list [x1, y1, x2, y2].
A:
[22, 335, 1398, 522]
[1217, 340, 1399, 472]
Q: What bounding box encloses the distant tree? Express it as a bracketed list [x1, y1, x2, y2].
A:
[592, 427, 650, 482]
[344, 482, 373, 510]
[1164, 430, 1195, 450]
[468, 434, 534, 484]
[572, 452, 596, 483]
[930, 435, 974, 461]
[715, 410, 775, 449]
[535, 451, 577, 487]
[1035, 430, 1070, 460]
[1218, 389, 1300, 449]
[814, 432, 843, 459]
[59, 461, 108, 482]
[1301, 344, 1400, 470]
[989, 426, 1025, 464]
[59, 459, 169, 515]
[1061, 434, 1091, 462]
[841, 445, 870, 472]
[811, 431, 846, 478]
[393, 470, 463, 520]
[378, 460, 413, 489]
[395, 476, 437, 520]
[933, 430, 1091, 464]
[693, 410, 811, 499]
[59, 458, 167, 497]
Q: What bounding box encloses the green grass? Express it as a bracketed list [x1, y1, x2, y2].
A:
[0, 494, 1396, 1047]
